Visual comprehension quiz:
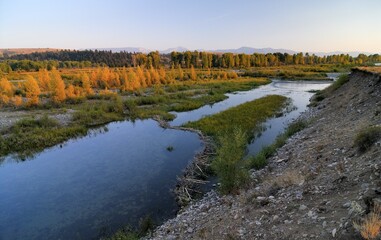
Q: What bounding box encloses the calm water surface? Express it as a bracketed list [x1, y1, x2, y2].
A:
[0, 79, 332, 240]
[0, 120, 202, 239]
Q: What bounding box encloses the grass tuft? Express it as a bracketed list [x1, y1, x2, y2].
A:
[354, 126, 381, 152]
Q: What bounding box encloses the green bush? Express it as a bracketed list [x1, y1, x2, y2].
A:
[354, 126, 381, 152]
[212, 128, 249, 194]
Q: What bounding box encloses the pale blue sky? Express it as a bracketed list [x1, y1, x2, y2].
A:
[0, 0, 380, 53]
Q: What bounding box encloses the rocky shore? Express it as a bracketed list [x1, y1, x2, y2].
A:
[147, 69, 381, 240]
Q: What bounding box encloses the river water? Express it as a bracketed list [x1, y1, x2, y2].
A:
[0, 79, 332, 240]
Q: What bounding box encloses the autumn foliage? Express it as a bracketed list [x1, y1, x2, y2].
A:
[0, 65, 241, 108]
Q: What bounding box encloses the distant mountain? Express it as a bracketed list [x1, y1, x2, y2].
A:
[160, 46, 188, 54]
[312, 51, 375, 57]
[210, 47, 298, 55]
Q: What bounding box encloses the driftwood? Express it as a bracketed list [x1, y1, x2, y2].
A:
[153, 115, 216, 206]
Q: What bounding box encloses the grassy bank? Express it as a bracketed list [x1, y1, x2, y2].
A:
[184, 95, 288, 138]
[0, 116, 87, 158]
[183, 95, 289, 193]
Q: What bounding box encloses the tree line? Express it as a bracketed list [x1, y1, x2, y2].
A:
[1, 49, 381, 72]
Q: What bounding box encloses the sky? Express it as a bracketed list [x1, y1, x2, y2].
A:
[0, 0, 380, 53]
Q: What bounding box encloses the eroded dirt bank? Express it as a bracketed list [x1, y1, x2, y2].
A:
[148, 69, 381, 240]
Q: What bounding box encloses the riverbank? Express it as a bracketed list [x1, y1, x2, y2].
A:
[148, 68, 381, 239]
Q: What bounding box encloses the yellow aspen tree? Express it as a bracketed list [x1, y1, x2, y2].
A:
[190, 65, 197, 81]
[90, 70, 98, 88]
[127, 69, 138, 91]
[178, 65, 184, 80]
[37, 68, 51, 91]
[100, 67, 111, 89]
[24, 75, 41, 106]
[119, 68, 128, 91]
[11, 95, 23, 107]
[81, 73, 93, 95]
[158, 67, 166, 84]
[0, 77, 13, 96]
[136, 66, 146, 88]
[50, 69, 66, 103]
[65, 84, 76, 99]
[145, 70, 152, 87]
[150, 66, 160, 85]
[112, 72, 121, 88]
[0, 77, 14, 105]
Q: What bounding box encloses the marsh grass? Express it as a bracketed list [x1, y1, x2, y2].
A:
[72, 95, 124, 126]
[184, 95, 288, 138]
[0, 115, 87, 157]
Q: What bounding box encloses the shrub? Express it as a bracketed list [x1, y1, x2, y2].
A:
[354, 126, 381, 152]
[212, 128, 249, 194]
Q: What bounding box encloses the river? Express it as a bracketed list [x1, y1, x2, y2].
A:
[0, 79, 332, 239]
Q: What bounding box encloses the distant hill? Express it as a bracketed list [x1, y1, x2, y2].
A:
[161, 47, 189, 54]
[0, 48, 60, 57]
[312, 51, 375, 57]
[209, 47, 297, 55]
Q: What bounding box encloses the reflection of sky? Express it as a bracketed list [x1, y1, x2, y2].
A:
[0, 120, 202, 240]
[171, 80, 331, 126]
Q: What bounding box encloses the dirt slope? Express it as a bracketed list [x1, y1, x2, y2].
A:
[148, 69, 381, 240]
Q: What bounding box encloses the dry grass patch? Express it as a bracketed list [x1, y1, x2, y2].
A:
[354, 203, 381, 240]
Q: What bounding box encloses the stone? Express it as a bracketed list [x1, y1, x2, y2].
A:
[299, 205, 307, 211]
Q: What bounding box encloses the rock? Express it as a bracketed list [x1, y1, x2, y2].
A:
[273, 215, 279, 221]
[234, 214, 239, 220]
[187, 227, 193, 233]
[332, 228, 337, 238]
[342, 202, 351, 208]
[299, 205, 307, 211]
[322, 221, 327, 228]
[307, 210, 314, 217]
